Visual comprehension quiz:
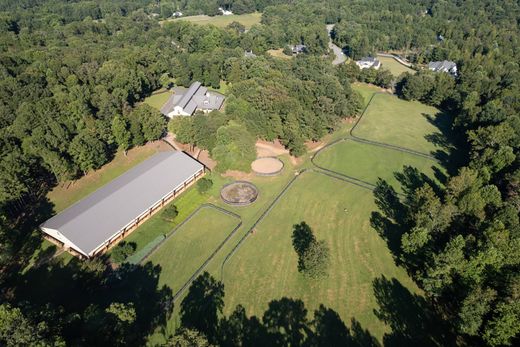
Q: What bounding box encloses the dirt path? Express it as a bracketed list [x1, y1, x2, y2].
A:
[256, 140, 289, 157]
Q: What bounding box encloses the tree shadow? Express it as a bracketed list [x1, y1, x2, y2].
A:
[180, 271, 225, 344]
[181, 273, 381, 347]
[394, 165, 444, 197]
[370, 211, 404, 265]
[373, 276, 456, 347]
[422, 111, 468, 176]
[14, 258, 173, 345]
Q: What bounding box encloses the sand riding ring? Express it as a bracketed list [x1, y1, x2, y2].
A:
[220, 181, 259, 206]
[251, 157, 284, 176]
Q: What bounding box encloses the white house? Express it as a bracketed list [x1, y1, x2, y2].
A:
[428, 60, 457, 76]
[356, 57, 381, 70]
[160, 81, 225, 118]
[218, 7, 233, 15]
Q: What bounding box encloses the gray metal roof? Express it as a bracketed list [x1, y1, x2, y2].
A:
[428, 60, 456, 72]
[41, 151, 203, 256]
[160, 81, 225, 116]
[177, 81, 202, 109]
[359, 56, 377, 62]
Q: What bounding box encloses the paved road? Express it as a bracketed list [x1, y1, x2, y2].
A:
[326, 24, 346, 65]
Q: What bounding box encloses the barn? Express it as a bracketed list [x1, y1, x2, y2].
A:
[41, 151, 205, 258]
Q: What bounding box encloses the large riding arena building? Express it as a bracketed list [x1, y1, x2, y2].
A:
[41, 151, 204, 258]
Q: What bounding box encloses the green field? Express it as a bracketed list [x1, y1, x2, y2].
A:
[143, 90, 171, 111]
[352, 83, 384, 107]
[147, 206, 240, 295]
[314, 140, 441, 190]
[220, 171, 420, 340]
[353, 92, 449, 154]
[377, 55, 415, 76]
[167, 12, 262, 29]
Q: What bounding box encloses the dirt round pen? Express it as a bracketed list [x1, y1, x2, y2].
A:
[251, 157, 284, 176]
[220, 181, 259, 206]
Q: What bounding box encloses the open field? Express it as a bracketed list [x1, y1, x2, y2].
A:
[313, 140, 443, 191]
[147, 206, 240, 295]
[220, 171, 421, 340]
[352, 83, 385, 107]
[143, 90, 171, 111]
[47, 141, 173, 213]
[267, 48, 292, 59]
[353, 92, 450, 154]
[166, 13, 262, 29]
[377, 55, 415, 76]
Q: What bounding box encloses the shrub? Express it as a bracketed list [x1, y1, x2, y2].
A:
[197, 177, 213, 194]
[111, 242, 136, 263]
[162, 204, 178, 222]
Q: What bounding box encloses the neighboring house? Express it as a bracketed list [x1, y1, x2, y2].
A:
[291, 44, 307, 54]
[428, 60, 457, 76]
[219, 7, 233, 15]
[160, 81, 225, 117]
[356, 57, 381, 70]
[41, 152, 205, 258]
[244, 50, 256, 58]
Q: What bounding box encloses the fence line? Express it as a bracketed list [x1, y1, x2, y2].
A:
[349, 92, 438, 161]
[219, 167, 379, 282]
[131, 203, 242, 301]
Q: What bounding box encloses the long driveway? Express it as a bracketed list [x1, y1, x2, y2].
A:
[326, 24, 347, 65]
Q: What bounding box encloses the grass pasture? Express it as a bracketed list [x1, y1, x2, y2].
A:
[168, 13, 262, 29]
[353, 92, 450, 155]
[143, 90, 171, 111]
[377, 55, 415, 76]
[314, 140, 442, 190]
[220, 171, 421, 340]
[147, 206, 240, 295]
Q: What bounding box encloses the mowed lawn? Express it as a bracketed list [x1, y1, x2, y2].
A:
[353, 93, 449, 154]
[143, 90, 171, 111]
[168, 12, 262, 29]
[147, 206, 240, 295]
[221, 171, 420, 341]
[314, 140, 442, 191]
[352, 83, 383, 107]
[377, 55, 415, 76]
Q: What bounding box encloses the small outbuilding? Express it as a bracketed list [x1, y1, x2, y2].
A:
[291, 44, 308, 54]
[41, 151, 204, 258]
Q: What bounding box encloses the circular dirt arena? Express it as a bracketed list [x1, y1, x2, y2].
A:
[251, 157, 284, 176]
[221, 181, 259, 206]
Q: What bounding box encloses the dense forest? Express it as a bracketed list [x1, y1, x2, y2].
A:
[0, 0, 519, 346]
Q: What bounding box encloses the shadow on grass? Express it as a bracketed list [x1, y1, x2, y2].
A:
[14, 258, 173, 345]
[423, 111, 468, 176]
[373, 276, 456, 346]
[180, 272, 381, 346]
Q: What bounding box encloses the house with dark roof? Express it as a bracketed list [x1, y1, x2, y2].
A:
[428, 60, 457, 76]
[356, 56, 381, 70]
[160, 81, 225, 117]
[291, 44, 307, 54]
[40, 151, 204, 258]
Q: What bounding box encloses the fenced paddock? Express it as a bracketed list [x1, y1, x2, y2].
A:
[251, 157, 284, 176]
[142, 204, 241, 300]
